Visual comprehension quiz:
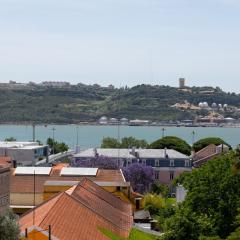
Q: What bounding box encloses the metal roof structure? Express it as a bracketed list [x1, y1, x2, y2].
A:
[74, 148, 189, 159]
[14, 167, 52, 175]
[60, 167, 98, 176]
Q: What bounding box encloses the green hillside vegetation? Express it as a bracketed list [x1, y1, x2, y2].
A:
[0, 84, 239, 123]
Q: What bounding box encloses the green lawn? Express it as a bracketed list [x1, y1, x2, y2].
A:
[99, 227, 160, 240]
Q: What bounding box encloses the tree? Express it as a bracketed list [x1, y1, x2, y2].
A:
[151, 183, 169, 198]
[192, 137, 231, 152]
[144, 194, 166, 215]
[74, 155, 119, 170]
[121, 137, 148, 148]
[0, 209, 20, 240]
[149, 136, 191, 155]
[122, 163, 154, 194]
[47, 138, 69, 154]
[4, 137, 16, 142]
[161, 152, 240, 240]
[100, 137, 148, 149]
[101, 137, 120, 148]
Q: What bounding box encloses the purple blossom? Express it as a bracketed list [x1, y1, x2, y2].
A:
[73, 155, 119, 170]
[122, 163, 154, 194]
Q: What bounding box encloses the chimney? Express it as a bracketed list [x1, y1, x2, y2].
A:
[93, 148, 98, 157]
[12, 160, 17, 168]
[164, 147, 168, 158]
[131, 146, 136, 156]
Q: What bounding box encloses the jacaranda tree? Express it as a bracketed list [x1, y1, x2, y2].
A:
[123, 163, 154, 194]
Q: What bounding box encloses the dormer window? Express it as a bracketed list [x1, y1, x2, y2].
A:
[185, 160, 190, 167]
[170, 159, 175, 167]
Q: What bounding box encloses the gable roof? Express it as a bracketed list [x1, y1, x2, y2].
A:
[19, 179, 133, 240]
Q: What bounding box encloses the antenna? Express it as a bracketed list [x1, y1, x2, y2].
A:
[33, 169, 36, 226]
[32, 123, 36, 142]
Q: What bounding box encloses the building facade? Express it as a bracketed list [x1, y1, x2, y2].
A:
[0, 142, 49, 166]
[0, 166, 10, 214]
[74, 148, 192, 186]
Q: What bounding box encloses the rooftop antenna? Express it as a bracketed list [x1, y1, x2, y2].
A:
[33, 169, 36, 226]
[32, 123, 36, 142]
[52, 127, 56, 155]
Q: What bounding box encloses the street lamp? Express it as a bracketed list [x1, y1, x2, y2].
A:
[52, 127, 56, 155]
[161, 128, 166, 138]
[191, 130, 196, 146]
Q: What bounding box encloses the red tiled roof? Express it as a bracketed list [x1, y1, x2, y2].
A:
[78, 178, 132, 213]
[193, 144, 217, 161]
[19, 179, 133, 240]
[0, 156, 11, 167]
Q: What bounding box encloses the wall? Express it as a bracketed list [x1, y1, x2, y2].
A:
[0, 167, 10, 214]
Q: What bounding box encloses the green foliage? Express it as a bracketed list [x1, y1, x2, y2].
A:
[4, 137, 16, 142]
[0, 209, 20, 240]
[161, 153, 240, 240]
[149, 136, 191, 155]
[144, 194, 166, 215]
[47, 137, 69, 154]
[151, 183, 169, 198]
[192, 137, 231, 152]
[101, 137, 121, 148]
[101, 137, 148, 148]
[121, 137, 148, 148]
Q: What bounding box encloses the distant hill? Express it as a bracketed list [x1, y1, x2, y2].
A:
[0, 83, 239, 123]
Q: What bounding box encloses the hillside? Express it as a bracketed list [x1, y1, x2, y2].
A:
[0, 83, 239, 123]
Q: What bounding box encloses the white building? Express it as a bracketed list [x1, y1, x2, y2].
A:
[0, 142, 49, 166]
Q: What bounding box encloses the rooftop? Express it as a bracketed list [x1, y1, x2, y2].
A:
[19, 179, 133, 240]
[10, 167, 126, 194]
[0, 141, 45, 150]
[75, 148, 189, 159]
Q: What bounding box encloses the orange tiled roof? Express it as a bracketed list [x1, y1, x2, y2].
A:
[10, 169, 125, 194]
[193, 144, 217, 161]
[0, 156, 11, 167]
[19, 179, 133, 240]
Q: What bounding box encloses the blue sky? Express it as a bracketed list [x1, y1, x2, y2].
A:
[0, 0, 240, 92]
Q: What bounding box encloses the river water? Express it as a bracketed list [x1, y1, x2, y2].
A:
[0, 124, 239, 149]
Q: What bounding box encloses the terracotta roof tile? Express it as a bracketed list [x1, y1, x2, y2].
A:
[0, 156, 12, 167]
[19, 179, 133, 240]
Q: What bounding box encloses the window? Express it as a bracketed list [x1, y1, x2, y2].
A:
[170, 159, 175, 167]
[185, 160, 190, 167]
[170, 171, 174, 180]
[155, 159, 159, 167]
[142, 159, 146, 165]
[155, 171, 159, 180]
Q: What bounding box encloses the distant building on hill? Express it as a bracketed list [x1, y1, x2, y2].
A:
[41, 81, 70, 87]
[98, 116, 108, 125]
[179, 78, 186, 88]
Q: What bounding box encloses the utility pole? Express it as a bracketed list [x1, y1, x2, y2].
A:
[32, 123, 36, 142]
[161, 127, 166, 138]
[52, 127, 56, 155]
[192, 130, 196, 146]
